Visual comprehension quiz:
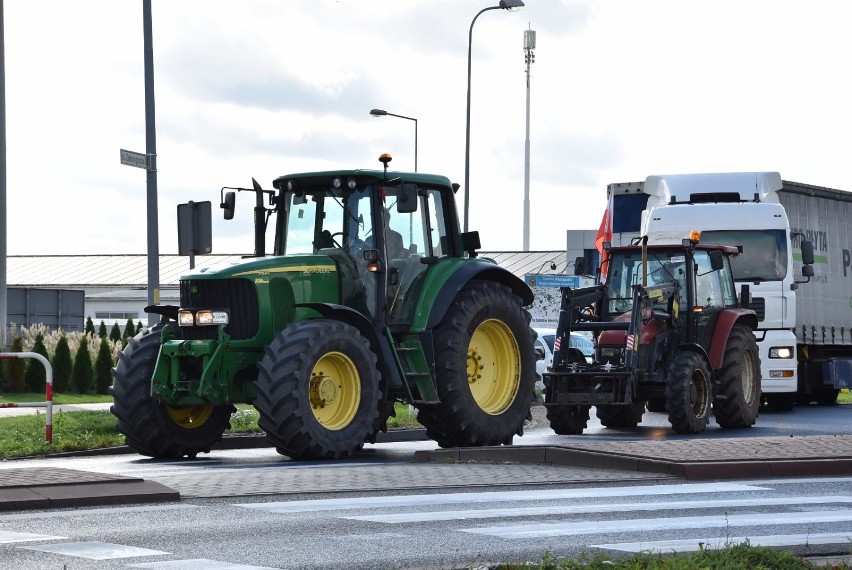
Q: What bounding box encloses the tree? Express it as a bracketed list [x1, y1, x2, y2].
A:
[4, 337, 26, 392]
[135, 321, 144, 335]
[51, 335, 73, 393]
[94, 338, 115, 395]
[85, 317, 96, 336]
[24, 333, 49, 392]
[98, 320, 108, 339]
[71, 336, 94, 394]
[123, 318, 136, 341]
[109, 323, 121, 343]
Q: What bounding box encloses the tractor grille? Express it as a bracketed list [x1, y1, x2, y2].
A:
[180, 278, 259, 340]
[749, 296, 766, 321]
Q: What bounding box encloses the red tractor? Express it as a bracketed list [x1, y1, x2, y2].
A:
[543, 233, 761, 434]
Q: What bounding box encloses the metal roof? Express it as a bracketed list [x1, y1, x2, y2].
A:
[7, 251, 570, 287]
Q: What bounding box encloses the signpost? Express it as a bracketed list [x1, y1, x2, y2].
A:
[120, 149, 150, 170]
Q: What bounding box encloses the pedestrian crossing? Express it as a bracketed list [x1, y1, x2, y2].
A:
[2, 479, 852, 566]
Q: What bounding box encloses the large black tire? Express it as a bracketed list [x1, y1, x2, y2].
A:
[255, 320, 384, 460]
[110, 326, 235, 458]
[666, 351, 713, 434]
[713, 324, 761, 428]
[415, 281, 537, 447]
[546, 405, 590, 434]
[764, 393, 795, 411]
[596, 402, 645, 428]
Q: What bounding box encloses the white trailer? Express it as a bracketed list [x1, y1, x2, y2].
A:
[626, 172, 852, 409]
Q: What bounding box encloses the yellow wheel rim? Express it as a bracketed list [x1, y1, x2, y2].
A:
[165, 404, 214, 429]
[309, 351, 361, 430]
[467, 319, 520, 415]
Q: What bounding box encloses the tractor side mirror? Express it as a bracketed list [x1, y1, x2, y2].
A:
[739, 284, 750, 308]
[396, 183, 418, 213]
[462, 231, 481, 258]
[709, 250, 724, 271]
[221, 191, 235, 220]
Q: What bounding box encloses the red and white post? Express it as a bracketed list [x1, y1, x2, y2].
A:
[0, 352, 54, 443]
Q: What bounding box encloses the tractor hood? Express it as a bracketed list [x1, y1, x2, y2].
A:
[179, 254, 337, 282]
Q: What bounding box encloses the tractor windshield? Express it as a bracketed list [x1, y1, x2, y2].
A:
[605, 249, 688, 315]
[700, 229, 787, 282]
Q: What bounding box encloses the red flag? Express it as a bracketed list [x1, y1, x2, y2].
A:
[594, 191, 614, 277]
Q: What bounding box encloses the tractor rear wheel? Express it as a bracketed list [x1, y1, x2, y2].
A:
[666, 351, 712, 434]
[546, 404, 590, 434]
[255, 320, 383, 460]
[416, 281, 536, 447]
[713, 324, 761, 428]
[110, 326, 235, 459]
[596, 402, 645, 428]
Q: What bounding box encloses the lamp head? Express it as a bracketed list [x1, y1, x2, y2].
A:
[370, 109, 388, 117]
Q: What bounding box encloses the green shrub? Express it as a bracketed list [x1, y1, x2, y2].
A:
[24, 334, 49, 392]
[85, 317, 96, 336]
[123, 318, 135, 341]
[98, 320, 107, 339]
[4, 337, 26, 392]
[109, 323, 121, 343]
[71, 336, 94, 394]
[51, 336, 73, 393]
[94, 338, 114, 395]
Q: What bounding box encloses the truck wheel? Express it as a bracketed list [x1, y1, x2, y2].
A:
[255, 320, 383, 460]
[666, 351, 712, 434]
[713, 324, 761, 428]
[546, 405, 591, 434]
[815, 387, 840, 406]
[110, 326, 235, 459]
[416, 281, 536, 447]
[596, 403, 645, 428]
[764, 393, 795, 411]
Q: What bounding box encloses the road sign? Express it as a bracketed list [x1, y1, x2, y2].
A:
[120, 149, 148, 170]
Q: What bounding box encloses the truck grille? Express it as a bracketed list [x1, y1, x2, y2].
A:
[749, 296, 766, 321]
[180, 278, 259, 340]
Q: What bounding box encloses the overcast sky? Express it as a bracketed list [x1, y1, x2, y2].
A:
[4, 1, 850, 256]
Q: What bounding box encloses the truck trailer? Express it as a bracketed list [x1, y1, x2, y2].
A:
[628, 173, 851, 409]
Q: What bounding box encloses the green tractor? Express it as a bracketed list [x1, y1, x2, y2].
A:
[110, 154, 537, 459]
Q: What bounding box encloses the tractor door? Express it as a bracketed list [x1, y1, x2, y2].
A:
[693, 250, 726, 348]
[382, 186, 451, 326]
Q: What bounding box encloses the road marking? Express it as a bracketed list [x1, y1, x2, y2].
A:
[235, 482, 766, 513]
[0, 530, 65, 544]
[593, 532, 852, 553]
[344, 495, 852, 523]
[461, 509, 852, 539]
[20, 541, 169, 560]
[130, 559, 279, 569]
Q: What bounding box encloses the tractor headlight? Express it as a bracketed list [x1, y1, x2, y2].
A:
[769, 346, 794, 359]
[177, 309, 229, 326]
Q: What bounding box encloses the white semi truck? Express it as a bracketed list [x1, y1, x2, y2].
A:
[611, 172, 852, 410]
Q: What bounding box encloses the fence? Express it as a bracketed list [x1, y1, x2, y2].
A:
[0, 352, 54, 443]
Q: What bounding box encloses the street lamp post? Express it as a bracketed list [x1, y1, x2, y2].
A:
[369, 109, 417, 172]
[523, 27, 536, 251]
[463, 0, 524, 233]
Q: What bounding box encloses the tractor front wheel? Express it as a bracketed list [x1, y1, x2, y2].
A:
[416, 281, 536, 447]
[546, 404, 590, 435]
[110, 326, 235, 459]
[714, 324, 761, 428]
[666, 351, 712, 434]
[596, 402, 645, 428]
[255, 320, 383, 460]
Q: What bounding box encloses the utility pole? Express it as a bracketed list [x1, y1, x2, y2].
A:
[522, 27, 535, 251]
[0, 0, 7, 341]
[143, 0, 160, 327]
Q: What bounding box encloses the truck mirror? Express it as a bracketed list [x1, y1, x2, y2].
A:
[396, 183, 418, 213]
[574, 257, 586, 276]
[800, 239, 815, 265]
[221, 191, 235, 220]
[709, 250, 724, 271]
[802, 264, 815, 278]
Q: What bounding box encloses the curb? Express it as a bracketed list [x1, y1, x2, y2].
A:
[414, 445, 852, 480]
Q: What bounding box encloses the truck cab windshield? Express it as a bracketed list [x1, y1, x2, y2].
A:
[700, 229, 787, 282]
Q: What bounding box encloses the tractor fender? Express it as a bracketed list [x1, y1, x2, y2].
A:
[294, 302, 403, 390]
[424, 262, 534, 330]
[707, 309, 758, 370]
